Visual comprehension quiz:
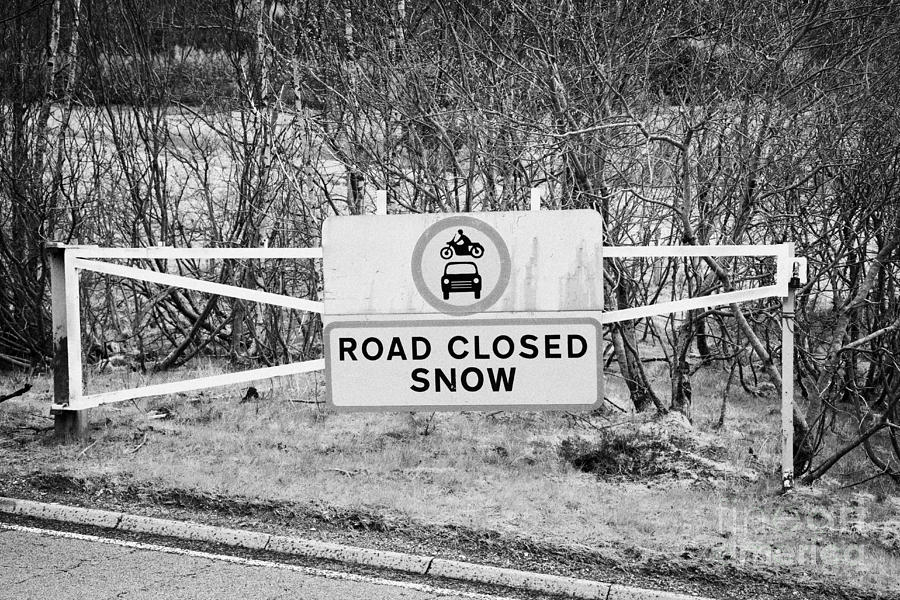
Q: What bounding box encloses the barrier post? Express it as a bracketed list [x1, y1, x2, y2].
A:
[46, 243, 89, 441]
[781, 243, 797, 492]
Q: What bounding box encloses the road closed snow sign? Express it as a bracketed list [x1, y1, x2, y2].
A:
[322, 210, 603, 411]
[325, 318, 601, 410]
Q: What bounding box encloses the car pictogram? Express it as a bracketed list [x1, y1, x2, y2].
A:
[441, 261, 481, 300]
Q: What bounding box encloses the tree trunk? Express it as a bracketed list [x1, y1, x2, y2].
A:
[670, 310, 694, 420]
[606, 264, 667, 414]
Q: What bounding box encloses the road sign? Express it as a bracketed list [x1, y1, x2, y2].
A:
[322, 210, 604, 411]
[412, 215, 511, 316]
[323, 210, 604, 316]
[324, 318, 602, 411]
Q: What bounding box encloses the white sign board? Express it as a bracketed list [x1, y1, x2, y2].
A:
[324, 318, 602, 411]
[323, 210, 604, 316]
[322, 210, 604, 411]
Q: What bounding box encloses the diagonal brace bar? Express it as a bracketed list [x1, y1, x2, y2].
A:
[601, 285, 782, 324]
[74, 258, 323, 314]
[53, 359, 326, 410]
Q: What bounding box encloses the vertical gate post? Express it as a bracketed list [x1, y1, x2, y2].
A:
[47, 243, 88, 441]
[780, 243, 797, 492]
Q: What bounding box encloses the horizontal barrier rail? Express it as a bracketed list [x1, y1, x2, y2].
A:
[605, 243, 792, 296]
[603, 244, 788, 257]
[65, 246, 323, 260]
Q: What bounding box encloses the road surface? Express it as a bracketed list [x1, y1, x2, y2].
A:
[0, 523, 511, 600]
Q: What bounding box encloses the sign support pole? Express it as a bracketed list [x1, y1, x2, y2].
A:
[530, 188, 541, 212]
[375, 189, 387, 215]
[780, 243, 796, 493]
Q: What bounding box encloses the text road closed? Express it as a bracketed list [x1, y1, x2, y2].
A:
[324, 318, 601, 410]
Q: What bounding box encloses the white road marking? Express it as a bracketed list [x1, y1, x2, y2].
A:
[0, 523, 512, 600]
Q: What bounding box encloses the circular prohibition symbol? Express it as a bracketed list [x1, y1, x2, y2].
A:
[411, 216, 511, 316]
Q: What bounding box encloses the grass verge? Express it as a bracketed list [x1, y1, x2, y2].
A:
[1, 361, 898, 599]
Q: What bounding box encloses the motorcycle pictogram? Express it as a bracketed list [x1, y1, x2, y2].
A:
[440, 229, 484, 259]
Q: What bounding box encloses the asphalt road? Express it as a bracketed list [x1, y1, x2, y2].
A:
[0, 524, 510, 600]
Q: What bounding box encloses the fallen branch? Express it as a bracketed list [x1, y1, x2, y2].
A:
[0, 383, 32, 404]
[326, 468, 356, 477]
[127, 432, 148, 454]
[603, 396, 628, 413]
[16, 424, 53, 434]
[838, 469, 896, 490]
[76, 436, 103, 459]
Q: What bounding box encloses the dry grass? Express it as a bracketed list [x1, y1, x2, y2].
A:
[2, 358, 899, 592]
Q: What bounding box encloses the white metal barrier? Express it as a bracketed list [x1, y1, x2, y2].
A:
[46, 244, 324, 414]
[47, 189, 806, 491]
[603, 242, 806, 492]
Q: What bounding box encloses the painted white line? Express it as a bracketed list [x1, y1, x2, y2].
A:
[0, 523, 510, 600]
